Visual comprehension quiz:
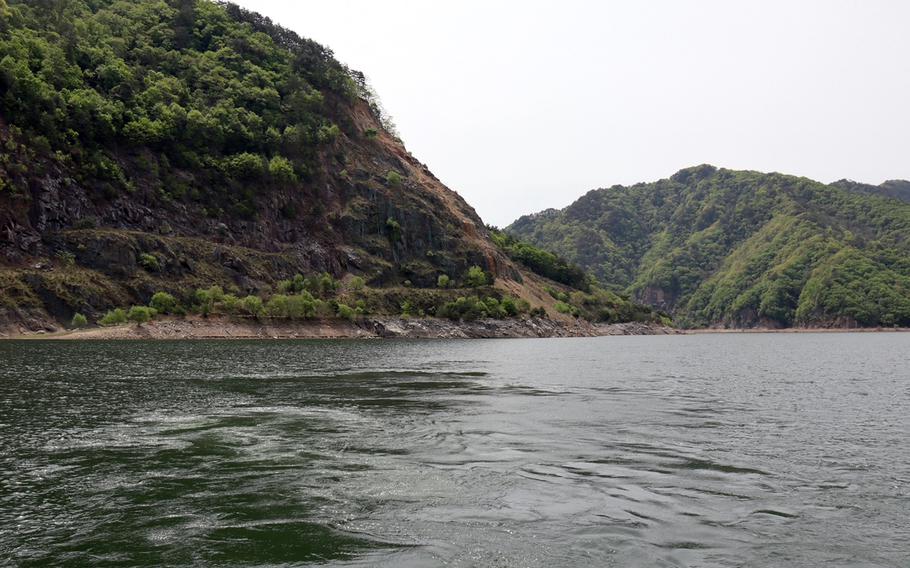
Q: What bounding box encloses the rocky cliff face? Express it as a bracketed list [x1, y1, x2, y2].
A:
[0, 0, 525, 330]
[0, 98, 526, 329]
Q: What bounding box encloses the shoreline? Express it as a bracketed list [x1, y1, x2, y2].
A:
[1, 316, 906, 340]
[0, 316, 680, 341]
[685, 326, 910, 334]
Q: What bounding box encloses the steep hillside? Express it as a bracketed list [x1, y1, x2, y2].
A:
[508, 165, 910, 328]
[0, 0, 661, 332]
[0, 0, 505, 329]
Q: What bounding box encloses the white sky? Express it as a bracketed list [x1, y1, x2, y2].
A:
[233, 0, 910, 226]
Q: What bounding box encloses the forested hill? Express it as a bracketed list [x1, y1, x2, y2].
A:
[832, 179, 910, 204]
[507, 165, 910, 328]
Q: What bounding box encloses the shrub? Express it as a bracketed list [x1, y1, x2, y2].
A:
[318, 123, 341, 142]
[483, 297, 507, 318]
[127, 305, 156, 324]
[99, 308, 127, 326]
[546, 286, 570, 302]
[317, 272, 338, 296]
[195, 286, 224, 315]
[364, 128, 378, 139]
[501, 296, 519, 317]
[464, 265, 488, 288]
[400, 300, 414, 318]
[265, 294, 290, 317]
[266, 292, 316, 319]
[268, 155, 297, 182]
[139, 253, 161, 272]
[386, 218, 401, 243]
[314, 299, 334, 318]
[149, 292, 178, 314]
[529, 306, 547, 318]
[337, 303, 355, 320]
[386, 170, 403, 187]
[438, 296, 495, 321]
[555, 301, 579, 317]
[219, 294, 242, 314]
[71, 313, 88, 328]
[241, 295, 263, 317]
[437, 274, 450, 288]
[348, 276, 365, 291]
[223, 152, 266, 179]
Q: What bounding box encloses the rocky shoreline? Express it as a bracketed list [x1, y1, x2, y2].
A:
[0, 316, 681, 340]
[5, 317, 900, 341]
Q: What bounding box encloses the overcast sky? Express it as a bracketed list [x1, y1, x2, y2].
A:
[234, 0, 910, 226]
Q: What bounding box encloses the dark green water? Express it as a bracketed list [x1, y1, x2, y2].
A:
[1, 335, 908, 567]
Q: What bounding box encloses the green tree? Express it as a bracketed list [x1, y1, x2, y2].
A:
[127, 305, 155, 324]
[241, 295, 263, 316]
[336, 303, 355, 320]
[464, 266, 487, 288]
[99, 308, 127, 326]
[149, 291, 178, 314]
[268, 155, 296, 182]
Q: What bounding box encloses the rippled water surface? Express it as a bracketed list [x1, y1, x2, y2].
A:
[1, 335, 908, 567]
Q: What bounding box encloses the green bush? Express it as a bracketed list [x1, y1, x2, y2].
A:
[348, 276, 365, 291]
[149, 291, 178, 314]
[265, 292, 316, 319]
[464, 266, 488, 288]
[437, 274, 450, 288]
[223, 152, 266, 179]
[386, 170, 403, 187]
[71, 313, 88, 328]
[268, 155, 297, 182]
[501, 296, 519, 317]
[139, 253, 160, 272]
[127, 305, 156, 324]
[555, 301, 579, 317]
[337, 303, 355, 320]
[317, 272, 339, 296]
[195, 286, 224, 315]
[439, 296, 491, 321]
[219, 294, 242, 314]
[241, 295, 263, 317]
[99, 308, 127, 326]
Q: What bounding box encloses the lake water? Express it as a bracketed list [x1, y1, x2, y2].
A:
[1, 334, 908, 567]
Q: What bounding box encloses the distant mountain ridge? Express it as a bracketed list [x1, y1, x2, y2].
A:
[832, 179, 910, 204]
[508, 165, 910, 328]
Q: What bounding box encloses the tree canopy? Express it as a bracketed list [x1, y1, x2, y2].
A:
[0, 0, 370, 211]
